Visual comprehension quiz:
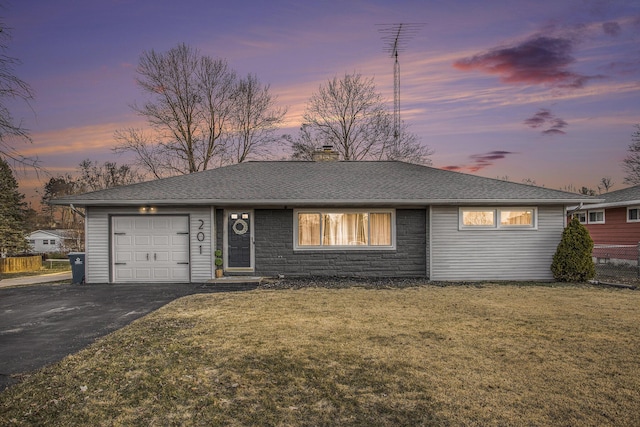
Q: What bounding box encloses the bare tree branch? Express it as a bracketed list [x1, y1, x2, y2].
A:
[623, 124, 640, 185]
[115, 44, 237, 177]
[291, 72, 432, 164]
[0, 17, 37, 168]
[226, 73, 287, 163]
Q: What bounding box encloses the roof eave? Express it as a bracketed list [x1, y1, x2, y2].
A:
[567, 199, 640, 210]
[51, 197, 599, 207]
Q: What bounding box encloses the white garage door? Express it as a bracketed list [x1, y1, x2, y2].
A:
[112, 216, 190, 283]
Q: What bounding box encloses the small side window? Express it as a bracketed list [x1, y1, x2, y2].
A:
[573, 212, 587, 224]
[588, 210, 605, 224]
[628, 208, 640, 223]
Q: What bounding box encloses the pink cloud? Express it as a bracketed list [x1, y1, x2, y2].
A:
[453, 36, 600, 88]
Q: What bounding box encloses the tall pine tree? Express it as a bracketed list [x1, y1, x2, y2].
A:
[0, 158, 29, 255]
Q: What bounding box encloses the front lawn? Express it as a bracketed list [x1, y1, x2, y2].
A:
[1, 284, 638, 426]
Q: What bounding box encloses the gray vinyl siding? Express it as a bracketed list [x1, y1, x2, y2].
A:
[430, 205, 564, 281]
[189, 208, 214, 282]
[85, 206, 213, 284]
[85, 207, 110, 284]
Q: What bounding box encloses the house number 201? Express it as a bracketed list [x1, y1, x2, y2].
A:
[197, 219, 205, 254]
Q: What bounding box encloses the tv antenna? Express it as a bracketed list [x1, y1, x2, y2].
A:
[377, 23, 425, 142]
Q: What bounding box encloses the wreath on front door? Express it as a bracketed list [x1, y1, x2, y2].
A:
[232, 219, 249, 235]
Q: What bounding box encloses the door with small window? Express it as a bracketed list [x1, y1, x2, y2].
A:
[226, 211, 253, 270]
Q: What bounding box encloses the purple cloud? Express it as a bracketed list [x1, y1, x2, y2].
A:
[524, 109, 553, 128]
[454, 36, 598, 88]
[602, 21, 621, 37]
[468, 151, 515, 172]
[524, 109, 568, 135]
[441, 151, 516, 173]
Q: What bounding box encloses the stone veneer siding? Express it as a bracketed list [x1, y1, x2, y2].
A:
[250, 208, 427, 277]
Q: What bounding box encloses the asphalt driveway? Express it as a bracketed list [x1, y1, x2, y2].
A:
[0, 281, 256, 391]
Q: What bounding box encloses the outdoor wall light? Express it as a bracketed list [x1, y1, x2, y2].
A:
[139, 206, 157, 213]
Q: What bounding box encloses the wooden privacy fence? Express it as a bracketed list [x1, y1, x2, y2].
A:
[0, 256, 42, 273]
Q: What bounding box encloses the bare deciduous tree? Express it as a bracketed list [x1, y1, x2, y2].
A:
[290, 72, 432, 164]
[597, 177, 614, 194]
[113, 128, 166, 179]
[77, 159, 144, 192]
[225, 73, 287, 163]
[114, 43, 237, 177]
[622, 124, 640, 185]
[0, 18, 35, 167]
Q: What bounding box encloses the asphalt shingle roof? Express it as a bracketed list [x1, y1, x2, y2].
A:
[52, 161, 597, 207]
[571, 184, 640, 209]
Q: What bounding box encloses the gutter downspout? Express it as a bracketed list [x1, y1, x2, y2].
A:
[565, 202, 583, 226]
[70, 204, 86, 218]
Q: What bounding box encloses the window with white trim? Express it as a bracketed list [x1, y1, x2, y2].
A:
[628, 207, 640, 222]
[588, 210, 604, 224]
[295, 210, 395, 249]
[573, 211, 587, 224]
[459, 208, 536, 230]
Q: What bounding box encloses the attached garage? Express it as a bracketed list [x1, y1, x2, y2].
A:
[112, 216, 190, 283]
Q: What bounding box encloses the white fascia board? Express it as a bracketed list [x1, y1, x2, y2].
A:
[52, 198, 599, 207]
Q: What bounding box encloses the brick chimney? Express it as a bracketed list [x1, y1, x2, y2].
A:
[312, 145, 340, 162]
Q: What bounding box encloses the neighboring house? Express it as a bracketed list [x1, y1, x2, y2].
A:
[27, 230, 73, 253]
[569, 185, 640, 261]
[50, 160, 596, 284]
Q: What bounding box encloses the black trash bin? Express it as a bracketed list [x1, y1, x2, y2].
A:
[68, 252, 85, 284]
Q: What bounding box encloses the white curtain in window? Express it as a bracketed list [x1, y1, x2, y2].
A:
[370, 213, 391, 245]
[298, 213, 320, 246]
[322, 213, 368, 245]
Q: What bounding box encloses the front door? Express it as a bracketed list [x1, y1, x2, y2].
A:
[227, 211, 253, 270]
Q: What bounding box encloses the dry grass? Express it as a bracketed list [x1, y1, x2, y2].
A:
[1, 284, 639, 426]
[0, 262, 71, 279]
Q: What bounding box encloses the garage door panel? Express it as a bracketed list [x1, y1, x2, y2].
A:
[113, 216, 190, 283]
[153, 217, 170, 228]
[155, 251, 169, 262]
[134, 235, 151, 246]
[115, 252, 132, 263]
[154, 268, 169, 279]
[115, 235, 132, 246]
[153, 235, 169, 246]
[134, 251, 150, 262]
[115, 268, 133, 279]
[133, 218, 152, 229]
[114, 217, 133, 230]
[135, 269, 151, 279]
[173, 251, 189, 263]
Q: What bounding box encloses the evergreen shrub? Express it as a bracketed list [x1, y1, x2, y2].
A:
[551, 217, 596, 282]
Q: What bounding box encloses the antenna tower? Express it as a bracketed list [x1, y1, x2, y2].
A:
[377, 23, 424, 142]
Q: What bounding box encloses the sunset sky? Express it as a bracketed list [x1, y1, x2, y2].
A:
[4, 0, 640, 205]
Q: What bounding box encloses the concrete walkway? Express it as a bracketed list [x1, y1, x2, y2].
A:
[0, 271, 72, 288]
